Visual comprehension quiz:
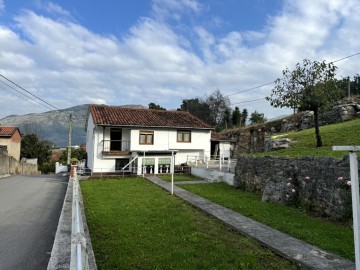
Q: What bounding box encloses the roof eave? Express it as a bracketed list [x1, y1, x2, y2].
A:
[94, 123, 213, 130]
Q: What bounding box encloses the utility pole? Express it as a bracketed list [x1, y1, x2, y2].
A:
[348, 76, 351, 98]
[67, 114, 72, 165]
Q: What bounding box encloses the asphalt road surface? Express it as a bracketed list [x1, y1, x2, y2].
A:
[0, 174, 68, 270]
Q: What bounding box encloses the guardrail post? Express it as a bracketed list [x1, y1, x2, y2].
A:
[333, 146, 360, 270]
[219, 154, 222, 171]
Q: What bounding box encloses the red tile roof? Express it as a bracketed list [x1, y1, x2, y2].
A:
[89, 104, 213, 129]
[0, 126, 20, 137]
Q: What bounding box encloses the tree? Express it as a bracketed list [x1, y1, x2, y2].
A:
[178, 90, 231, 130]
[21, 133, 52, 171]
[241, 108, 248, 127]
[336, 74, 360, 97]
[179, 98, 213, 125]
[221, 108, 232, 129]
[266, 59, 341, 147]
[148, 102, 166, 110]
[59, 147, 86, 164]
[231, 106, 241, 127]
[205, 89, 231, 129]
[249, 111, 267, 125]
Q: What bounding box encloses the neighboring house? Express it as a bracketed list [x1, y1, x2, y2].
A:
[86, 104, 213, 175]
[0, 126, 22, 161]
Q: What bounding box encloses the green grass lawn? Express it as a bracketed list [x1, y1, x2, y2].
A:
[159, 174, 203, 182]
[179, 182, 354, 261]
[81, 178, 297, 270]
[257, 118, 360, 158]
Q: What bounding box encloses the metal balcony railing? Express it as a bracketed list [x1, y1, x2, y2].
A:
[102, 140, 130, 152]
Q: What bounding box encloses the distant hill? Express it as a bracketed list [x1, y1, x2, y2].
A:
[0, 104, 146, 147]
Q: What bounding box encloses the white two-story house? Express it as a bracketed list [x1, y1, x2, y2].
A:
[86, 104, 213, 176]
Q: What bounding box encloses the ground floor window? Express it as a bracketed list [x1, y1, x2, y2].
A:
[115, 158, 130, 171]
[158, 157, 171, 173]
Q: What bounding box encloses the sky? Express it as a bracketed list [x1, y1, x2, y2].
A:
[0, 0, 359, 120]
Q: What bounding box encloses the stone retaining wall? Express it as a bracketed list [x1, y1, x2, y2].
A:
[234, 155, 357, 220]
[9, 157, 39, 175]
[0, 148, 39, 176]
[0, 147, 9, 175]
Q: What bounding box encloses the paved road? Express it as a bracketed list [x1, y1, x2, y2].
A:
[0, 174, 68, 270]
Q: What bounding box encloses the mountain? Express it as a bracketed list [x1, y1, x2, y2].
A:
[0, 104, 146, 147]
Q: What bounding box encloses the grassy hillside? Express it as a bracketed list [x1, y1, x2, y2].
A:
[257, 118, 360, 158]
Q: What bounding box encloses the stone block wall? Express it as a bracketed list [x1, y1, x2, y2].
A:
[9, 157, 39, 175]
[234, 155, 357, 220]
[0, 147, 9, 175]
[0, 147, 39, 176]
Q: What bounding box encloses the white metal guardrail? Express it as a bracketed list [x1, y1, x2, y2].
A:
[70, 168, 89, 270]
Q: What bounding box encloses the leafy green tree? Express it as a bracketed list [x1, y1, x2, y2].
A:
[336, 74, 360, 97]
[148, 102, 166, 110]
[179, 98, 213, 125]
[21, 133, 52, 172]
[266, 59, 341, 147]
[59, 148, 86, 164]
[249, 111, 267, 125]
[241, 108, 248, 127]
[231, 106, 241, 127]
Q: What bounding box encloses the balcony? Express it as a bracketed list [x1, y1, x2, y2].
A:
[102, 140, 130, 156]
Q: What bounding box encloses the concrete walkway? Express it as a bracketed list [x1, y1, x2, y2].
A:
[146, 176, 355, 270]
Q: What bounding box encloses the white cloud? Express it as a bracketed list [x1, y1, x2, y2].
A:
[0, 0, 359, 120]
[152, 0, 203, 21]
[45, 2, 73, 19]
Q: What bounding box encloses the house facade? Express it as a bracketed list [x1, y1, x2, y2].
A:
[86, 105, 213, 175]
[0, 126, 22, 161]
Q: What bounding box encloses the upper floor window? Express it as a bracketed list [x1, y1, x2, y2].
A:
[139, 130, 154, 145]
[177, 130, 191, 143]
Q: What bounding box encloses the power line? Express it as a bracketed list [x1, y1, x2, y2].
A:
[231, 98, 266, 105]
[0, 79, 55, 111]
[332, 52, 360, 63]
[0, 84, 45, 110]
[0, 74, 59, 111]
[229, 51, 360, 105]
[227, 81, 274, 97]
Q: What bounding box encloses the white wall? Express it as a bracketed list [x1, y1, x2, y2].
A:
[191, 167, 234, 186]
[130, 128, 211, 165]
[55, 162, 68, 174]
[94, 126, 114, 172]
[86, 116, 114, 172]
[219, 142, 231, 159]
[85, 114, 95, 170]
